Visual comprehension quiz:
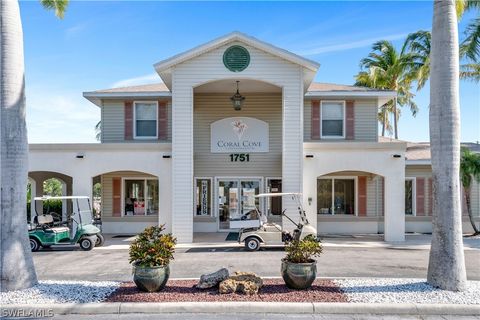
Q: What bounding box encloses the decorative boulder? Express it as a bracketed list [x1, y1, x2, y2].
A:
[219, 271, 263, 295]
[196, 268, 229, 289]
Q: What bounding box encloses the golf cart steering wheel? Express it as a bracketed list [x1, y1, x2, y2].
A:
[49, 212, 63, 225]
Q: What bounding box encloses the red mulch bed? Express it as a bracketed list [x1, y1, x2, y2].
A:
[106, 279, 348, 302]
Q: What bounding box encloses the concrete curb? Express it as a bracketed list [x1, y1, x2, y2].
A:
[2, 302, 479, 316]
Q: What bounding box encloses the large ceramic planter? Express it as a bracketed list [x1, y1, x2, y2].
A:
[132, 262, 170, 292]
[281, 259, 317, 290]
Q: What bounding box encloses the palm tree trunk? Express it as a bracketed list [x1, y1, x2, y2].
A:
[465, 189, 480, 235]
[393, 97, 398, 139]
[427, 0, 467, 291]
[0, 0, 38, 291]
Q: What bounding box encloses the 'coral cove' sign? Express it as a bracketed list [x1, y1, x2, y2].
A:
[210, 117, 269, 153]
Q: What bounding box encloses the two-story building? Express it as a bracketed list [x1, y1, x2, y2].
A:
[28, 32, 480, 243]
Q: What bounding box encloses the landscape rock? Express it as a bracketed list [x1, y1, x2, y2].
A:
[219, 271, 263, 295]
[196, 268, 229, 289]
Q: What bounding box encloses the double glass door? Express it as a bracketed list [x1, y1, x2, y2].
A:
[218, 179, 261, 230]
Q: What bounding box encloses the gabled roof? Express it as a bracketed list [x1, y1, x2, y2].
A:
[153, 31, 320, 74]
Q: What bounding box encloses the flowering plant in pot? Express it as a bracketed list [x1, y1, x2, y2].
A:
[281, 235, 322, 289]
[129, 225, 176, 292]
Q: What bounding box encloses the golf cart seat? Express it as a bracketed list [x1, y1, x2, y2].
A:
[35, 214, 70, 233]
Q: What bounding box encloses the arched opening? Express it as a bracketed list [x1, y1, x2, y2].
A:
[94, 170, 160, 234]
[316, 170, 385, 236]
[192, 79, 283, 232]
[28, 171, 73, 223]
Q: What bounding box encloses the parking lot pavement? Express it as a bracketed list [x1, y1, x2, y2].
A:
[32, 237, 480, 282]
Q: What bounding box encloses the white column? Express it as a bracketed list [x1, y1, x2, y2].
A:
[384, 174, 405, 242]
[281, 82, 304, 231]
[61, 182, 67, 221]
[158, 159, 173, 233]
[171, 80, 194, 243]
[28, 178, 36, 223]
[72, 176, 92, 202]
[302, 156, 318, 232]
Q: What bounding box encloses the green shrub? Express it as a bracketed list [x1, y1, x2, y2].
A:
[129, 225, 176, 267]
[284, 235, 323, 263]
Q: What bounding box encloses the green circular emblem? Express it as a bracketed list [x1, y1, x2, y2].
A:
[223, 45, 250, 72]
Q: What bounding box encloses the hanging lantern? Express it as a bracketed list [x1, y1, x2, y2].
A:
[230, 81, 245, 111]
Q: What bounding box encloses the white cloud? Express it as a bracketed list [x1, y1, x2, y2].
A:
[297, 33, 409, 56]
[65, 22, 88, 39]
[26, 88, 100, 143]
[111, 73, 161, 88]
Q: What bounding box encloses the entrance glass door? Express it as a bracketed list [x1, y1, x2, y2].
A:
[218, 178, 261, 230]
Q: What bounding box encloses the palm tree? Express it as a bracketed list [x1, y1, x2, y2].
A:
[1, 0, 68, 292]
[95, 121, 101, 141]
[357, 40, 418, 139]
[460, 147, 480, 235]
[427, 0, 467, 291]
[403, 30, 431, 90]
[458, 0, 480, 82]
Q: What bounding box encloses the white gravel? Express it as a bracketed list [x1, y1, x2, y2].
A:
[335, 278, 480, 304]
[0, 280, 120, 304]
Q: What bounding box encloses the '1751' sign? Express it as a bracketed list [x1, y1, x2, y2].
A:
[210, 117, 269, 153]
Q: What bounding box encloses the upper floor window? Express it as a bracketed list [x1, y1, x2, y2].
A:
[134, 102, 158, 139]
[321, 101, 345, 139]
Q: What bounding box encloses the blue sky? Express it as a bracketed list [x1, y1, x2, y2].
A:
[20, 1, 479, 143]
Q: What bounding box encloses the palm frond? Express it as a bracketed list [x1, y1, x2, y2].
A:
[461, 16, 480, 62]
[460, 63, 480, 82]
[40, 0, 69, 19]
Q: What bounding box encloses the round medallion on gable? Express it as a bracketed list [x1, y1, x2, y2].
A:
[223, 45, 250, 72]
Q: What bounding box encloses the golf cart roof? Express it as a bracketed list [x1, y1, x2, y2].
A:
[33, 196, 90, 200]
[255, 192, 302, 198]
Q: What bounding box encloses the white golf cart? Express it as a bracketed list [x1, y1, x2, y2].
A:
[238, 192, 317, 251]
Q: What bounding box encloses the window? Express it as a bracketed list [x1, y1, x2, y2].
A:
[134, 102, 157, 138]
[321, 101, 345, 138]
[124, 178, 158, 216]
[195, 178, 212, 216]
[317, 178, 355, 215]
[405, 178, 415, 215]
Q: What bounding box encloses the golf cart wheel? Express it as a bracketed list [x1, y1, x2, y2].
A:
[30, 238, 40, 252]
[79, 237, 95, 251]
[95, 233, 105, 247]
[245, 237, 260, 251]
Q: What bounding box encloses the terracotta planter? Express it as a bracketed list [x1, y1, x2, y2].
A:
[132, 263, 170, 292]
[281, 259, 317, 290]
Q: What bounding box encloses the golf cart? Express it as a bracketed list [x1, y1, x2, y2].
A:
[28, 196, 104, 251]
[238, 193, 317, 251]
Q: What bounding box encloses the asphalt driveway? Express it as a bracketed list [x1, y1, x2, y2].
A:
[31, 234, 480, 282]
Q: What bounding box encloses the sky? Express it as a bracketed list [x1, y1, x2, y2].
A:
[20, 0, 479, 144]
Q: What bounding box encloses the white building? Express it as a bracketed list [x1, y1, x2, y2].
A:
[28, 32, 480, 243]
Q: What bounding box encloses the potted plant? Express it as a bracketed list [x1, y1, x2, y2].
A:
[129, 225, 176, 292]
[281, 235, 322, 290]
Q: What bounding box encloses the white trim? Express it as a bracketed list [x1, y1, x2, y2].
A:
[133, 101, 158, 140]
[405, 177, 417, 216]
[193, 177, 213, 217]
[317, 175, 358, 216]
[306, 91, 396, 98]
[154, 31, 320, 73]
[406, 160, 431, 165]
[215, 176, 264, 231]
[121, 177, 159, 217]
[320, 100, 346, 139]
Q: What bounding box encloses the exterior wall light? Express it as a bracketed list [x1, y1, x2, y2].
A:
[392, 154, 402, 158]
[230, 81, 245, 111]
[305, 154, 314, 158]
[162, 155, 171, 159]
[76, 153, 85, 159]
[308, 197, 312, 206]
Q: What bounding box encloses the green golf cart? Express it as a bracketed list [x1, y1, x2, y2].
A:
[28, 196, 103, 251]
